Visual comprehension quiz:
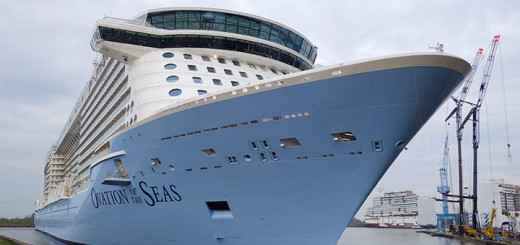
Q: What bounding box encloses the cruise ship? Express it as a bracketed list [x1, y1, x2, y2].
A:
[365, 190, 437, 228]
[34, 7, 471, 245]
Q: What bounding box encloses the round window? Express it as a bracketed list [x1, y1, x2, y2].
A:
[162, 52, 174, 58]
[166, 75, 179, 82]
[164, 63, 177, 70]
[169, 89, 182, 96]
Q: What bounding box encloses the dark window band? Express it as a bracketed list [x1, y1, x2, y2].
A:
[97, 26, 313, 71]
[144, 10, 317, 63]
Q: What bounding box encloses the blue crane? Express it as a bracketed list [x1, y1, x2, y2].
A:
[437, 133, 456, 232]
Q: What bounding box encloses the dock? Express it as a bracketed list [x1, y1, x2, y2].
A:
[417, 230, 520, 245]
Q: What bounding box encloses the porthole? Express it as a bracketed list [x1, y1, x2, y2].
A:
[166, 75, 179, 82]
[164, 63, 177, 70]
[256, 74, 264, 80]
[243, 154, 252, 162]
[192, 77, 203, 83]
[163, 52, 174, 58]
[183, 54, 193, 59]
[188, 65, 197, 71]
[168, 165, 175, 171]
[169, 89, 182, 96]
[213, 79, 222, 86]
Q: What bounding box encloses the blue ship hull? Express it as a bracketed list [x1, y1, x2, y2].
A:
[35, 58, 468, 244]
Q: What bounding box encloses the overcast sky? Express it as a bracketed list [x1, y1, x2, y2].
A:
[0, 0, 518, 219]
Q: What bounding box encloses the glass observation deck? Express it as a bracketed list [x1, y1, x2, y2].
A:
[93, 9, 317, 71]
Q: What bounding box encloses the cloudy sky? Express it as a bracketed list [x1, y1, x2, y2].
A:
[0, 0, 518, 219]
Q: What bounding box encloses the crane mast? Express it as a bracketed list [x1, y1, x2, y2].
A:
[445, 47, 484, 233]
[460, 35, 501, 232]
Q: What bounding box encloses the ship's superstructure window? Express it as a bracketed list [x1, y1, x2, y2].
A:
[270, 68, 278, 74]
[213, 79, 222, 86]
[231, 81, 239, 87]
[201, 56, 211, 62]
[239, 71, 248, 78]
[144, 10, 317, 64]
[188, 65, 197, 71]
[248, 64, 257, 70]
[198, 90, 207, 95]
[192, 77, 203, 83]
[162, 52, 174, 58]
[224, 69, 233, 75]
[169, 89, 182, 96]
[166, 75, 179, 82]
[183, 53, 193, 59]
[256, 74, 264, 80]
[164, 63, 177, 70]
[218, 58, 226, 64]
[232, 60, 241, 66]
[207, 67, 216, 73]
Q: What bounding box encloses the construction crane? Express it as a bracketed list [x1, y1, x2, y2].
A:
[445, 47, 485, 233]
[460, 35, 501, 233]
[436, 133, 456, 232]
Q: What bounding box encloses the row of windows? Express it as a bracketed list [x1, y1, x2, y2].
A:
[169, 76, 242, 87]
[144, 10, 317, 62]
[162, 63, 265, 81]
[163, 52, 284, 75]
[96, 27, 313, 71]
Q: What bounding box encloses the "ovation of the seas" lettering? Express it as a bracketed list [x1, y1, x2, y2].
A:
[90, 181, 182, 208]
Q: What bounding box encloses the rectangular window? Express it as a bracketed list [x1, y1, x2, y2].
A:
[198, 90, 207, 95]
[183, 53, 193, 59]
[256, 74, 264, 80]
[201, 56, 211, 62]
[231, 81, 239, 87]
[207, 67, 216, 73]
[188, 65, 197, 71]
[270, 151, 279, 161]
[249, 141, 258, 150]
[232, 60, 241, 66]
[192, 77, 203, 83]
[258, 152, 267, 162]
[218, 58, 226, 64]
[224, 69, 233, 75]
[213, 79, 222, 86]
[270, 68, 278, 74]
[248, 64, 257, 70]
[227, 156, 238, 165]
[239, 71, 248, 78]
[372, 140, 383, 152]
[261, 139, 270, 148]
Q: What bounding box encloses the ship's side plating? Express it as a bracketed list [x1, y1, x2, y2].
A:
[36, 53, 470, 244]
[35, 7, 471, 245]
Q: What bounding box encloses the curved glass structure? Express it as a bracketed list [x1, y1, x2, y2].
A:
[96, 26, 314, 70]
[144, 10, 317, 63]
